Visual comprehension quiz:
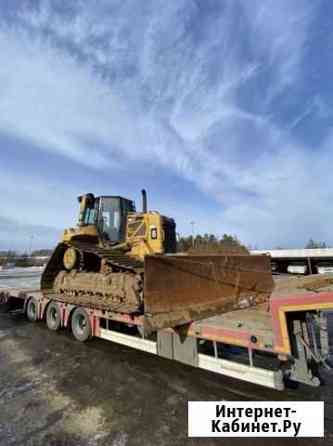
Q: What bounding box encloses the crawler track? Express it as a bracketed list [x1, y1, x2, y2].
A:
[41, 242, 144, 314]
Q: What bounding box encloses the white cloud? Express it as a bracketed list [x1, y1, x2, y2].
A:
[239, 0, 314, 102]
[0, 215, 60, 251]
[0, 0, 329, 248]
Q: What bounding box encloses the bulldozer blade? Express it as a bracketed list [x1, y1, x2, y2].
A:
[144, 254, 274, 331]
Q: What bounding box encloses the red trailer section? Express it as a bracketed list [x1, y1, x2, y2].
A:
[0, 287, 332, 390]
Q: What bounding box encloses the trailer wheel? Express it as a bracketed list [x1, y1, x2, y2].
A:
[71, 307, 91, 342]
[46, 302, 61, 331]
[26, 298, 38, 322]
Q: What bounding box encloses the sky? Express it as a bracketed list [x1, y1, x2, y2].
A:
[0, 0, 333, 251]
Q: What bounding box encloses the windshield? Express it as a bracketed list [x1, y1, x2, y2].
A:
[83, 207, 97, 225]
[99, 197, 123, 242]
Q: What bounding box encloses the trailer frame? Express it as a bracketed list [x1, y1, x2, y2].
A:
[1, 287, 332, 391]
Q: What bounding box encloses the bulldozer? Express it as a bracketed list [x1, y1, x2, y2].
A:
[41, 190, 274, 331]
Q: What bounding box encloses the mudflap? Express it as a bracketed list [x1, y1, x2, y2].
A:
[144, 254, 274, 331]
[157, 329, 198, 366]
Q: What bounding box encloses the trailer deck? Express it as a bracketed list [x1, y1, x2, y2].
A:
[1, 283, 333, 391]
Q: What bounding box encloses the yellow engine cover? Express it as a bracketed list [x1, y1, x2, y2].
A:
[126, 212, 165, 259]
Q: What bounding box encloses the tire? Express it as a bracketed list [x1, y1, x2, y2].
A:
[46, 302, 61, 331]
[71, 307, 92, 342]
[26, 298, 38, 322]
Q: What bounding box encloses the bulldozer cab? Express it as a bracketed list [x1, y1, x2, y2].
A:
[78, 194, 135, 243]
[97, 196, 135, 243]
[76, 191, 177, 256]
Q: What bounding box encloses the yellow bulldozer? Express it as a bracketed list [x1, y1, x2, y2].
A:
[41, 190, 274, 331]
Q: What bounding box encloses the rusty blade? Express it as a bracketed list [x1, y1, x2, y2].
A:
[144, 254, 274, 330]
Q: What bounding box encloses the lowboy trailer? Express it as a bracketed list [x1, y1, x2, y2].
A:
[0, 287, 332, 391]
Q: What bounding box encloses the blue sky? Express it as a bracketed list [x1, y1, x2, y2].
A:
[1, 0, 332, 251]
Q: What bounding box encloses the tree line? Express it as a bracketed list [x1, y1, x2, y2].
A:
[0, 249, 53, 267]
[0, 236, 330, 268]
[304, 239, 328, 249]
[274, 239, 330, 250]
[177, 233, 249, 254]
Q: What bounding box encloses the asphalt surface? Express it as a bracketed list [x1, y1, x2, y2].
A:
[0, 310, 332, 446]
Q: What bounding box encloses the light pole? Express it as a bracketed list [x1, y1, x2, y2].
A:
[190, 221, 195, 248]
[29, 234, 34, 256]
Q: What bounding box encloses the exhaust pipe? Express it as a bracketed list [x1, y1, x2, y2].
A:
[142, 189, 147, 213]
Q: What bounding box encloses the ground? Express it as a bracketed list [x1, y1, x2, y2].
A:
[0, 311, 332, 446]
